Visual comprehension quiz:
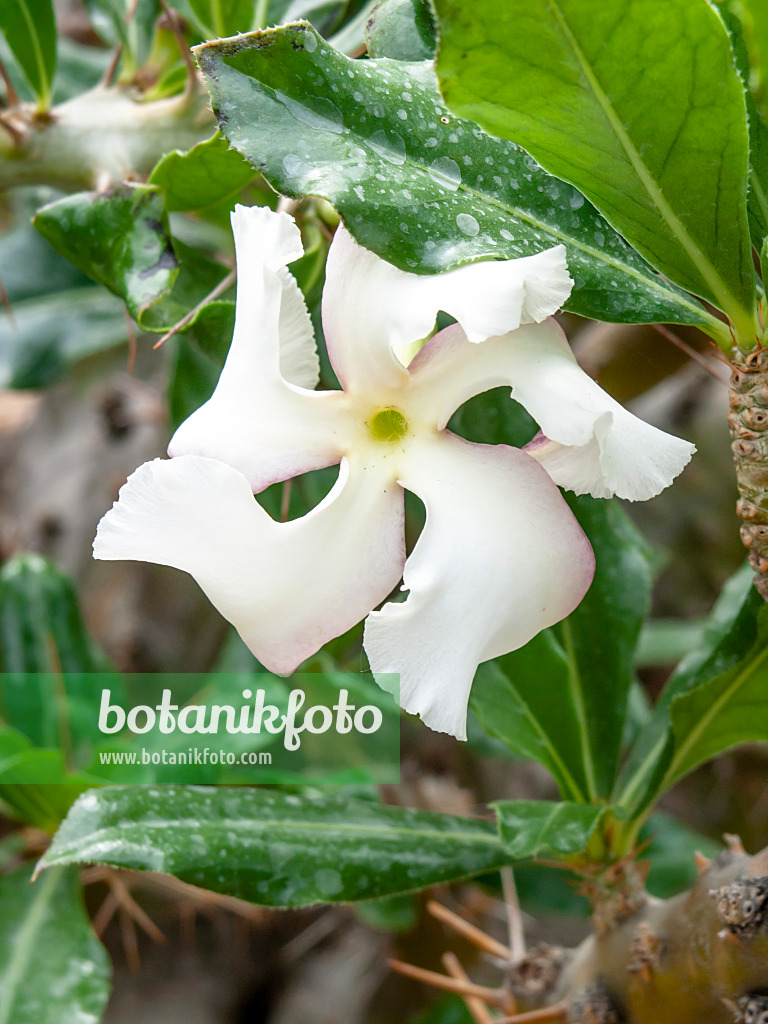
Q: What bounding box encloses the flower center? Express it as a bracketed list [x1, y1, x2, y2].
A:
[368, 407, 409, 443]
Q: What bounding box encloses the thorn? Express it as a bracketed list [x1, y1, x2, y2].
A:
[159, 0, 199, 99]
[99, 44, 123, 89]
[388, 958, 508, 1008]
[0, 55, 19, 107]
[92, 889, 121, 938]
[442, 952, 501, 1024]
[724, 833, 746, 856]
[427, 900, 512, 962]
[694, 850, 712, 875]
[119, 905, 141, 972]
[501, 867, 525, 964]
[109, 871, 166, 943]
[153, 268, 236, 348]
[652, 323, 728, 382]
[0, 112, 25, 145]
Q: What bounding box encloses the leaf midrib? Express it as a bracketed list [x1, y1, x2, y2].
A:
[559, 619, 598, 802]
[16, 0, 51, 105]
[548, 0, 750, 328]
[45, 813, 506, 865]
[491, 674, 587, 802]
[665, 641, 768, 786]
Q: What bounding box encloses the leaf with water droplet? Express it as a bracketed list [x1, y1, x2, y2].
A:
[195, 23, 720, 332]
[39, 785, 510, 906]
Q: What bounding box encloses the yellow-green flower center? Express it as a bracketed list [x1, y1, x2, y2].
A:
[368, 407, 409, 443]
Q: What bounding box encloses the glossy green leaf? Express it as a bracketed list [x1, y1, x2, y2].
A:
[471, 635, 589, 803]
[149, 132, 256, 211]
[472, 498, 654, 802]
[33, 188, 233, 333]
[365, 0, 436, 60]
[435, 0, 755, 338]
[493, 800, 608, 860]
[0, 864, 110, 1024]
[33, 185, 176, 322]
[557, 495, 655, 798]
[40, 786, 510, 905]
[195, 23, 720, 333]
[666, 586, 768, 783]
[0, 0, 57, 108]
[615, 564, 758, 819]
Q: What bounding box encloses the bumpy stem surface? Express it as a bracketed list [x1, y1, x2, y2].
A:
[729, 346, 768, 599]
[532, 848, 768, 1023]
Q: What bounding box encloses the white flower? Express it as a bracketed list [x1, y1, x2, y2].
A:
[94, 205, 695, 740]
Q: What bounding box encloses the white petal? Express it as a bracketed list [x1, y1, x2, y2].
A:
[277, 265, 320, 389]
[408, 319, 695, 501]
[321, 224, 572, 395]
[168, 205, 344, 491]
[363, 434, 594, 741]
[94, 455, 405, 672]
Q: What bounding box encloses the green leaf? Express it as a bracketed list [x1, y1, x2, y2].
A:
[0, 554, 107, 678]
[194, 23, 720, 334]
[640, 812, 721, 899]
[0, 744, 95, 832]
[471, 635, 590, 803]
[667, 586, 768, 782]
[0, 288, 127, 390]
[0, 554, 119, 776]
[0, 0, 57, 109]
[718, 2, 768, 249]
[615, 564, 757, 819]
[735, 0, 768, 123]
[33, 185, 177, 323]
[0, 864, 110, 1024]
[149, 132, 256, 211]
[435, 0, 755, 339]
[85, 0, 159, 71]
[39, 786, 510, 905]
[556, 495, 655, 798]
[493, 800, 608, 860]
[0, 187, 127, 384]
[186, 0, 259, 38]
[365, 0, 436, 60]
[472, 498, 654, 802]
[33, 187, 234, 333]
[166, 304, 234, 427]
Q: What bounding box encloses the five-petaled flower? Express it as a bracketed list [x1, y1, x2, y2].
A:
[94, 205, 694, 740]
